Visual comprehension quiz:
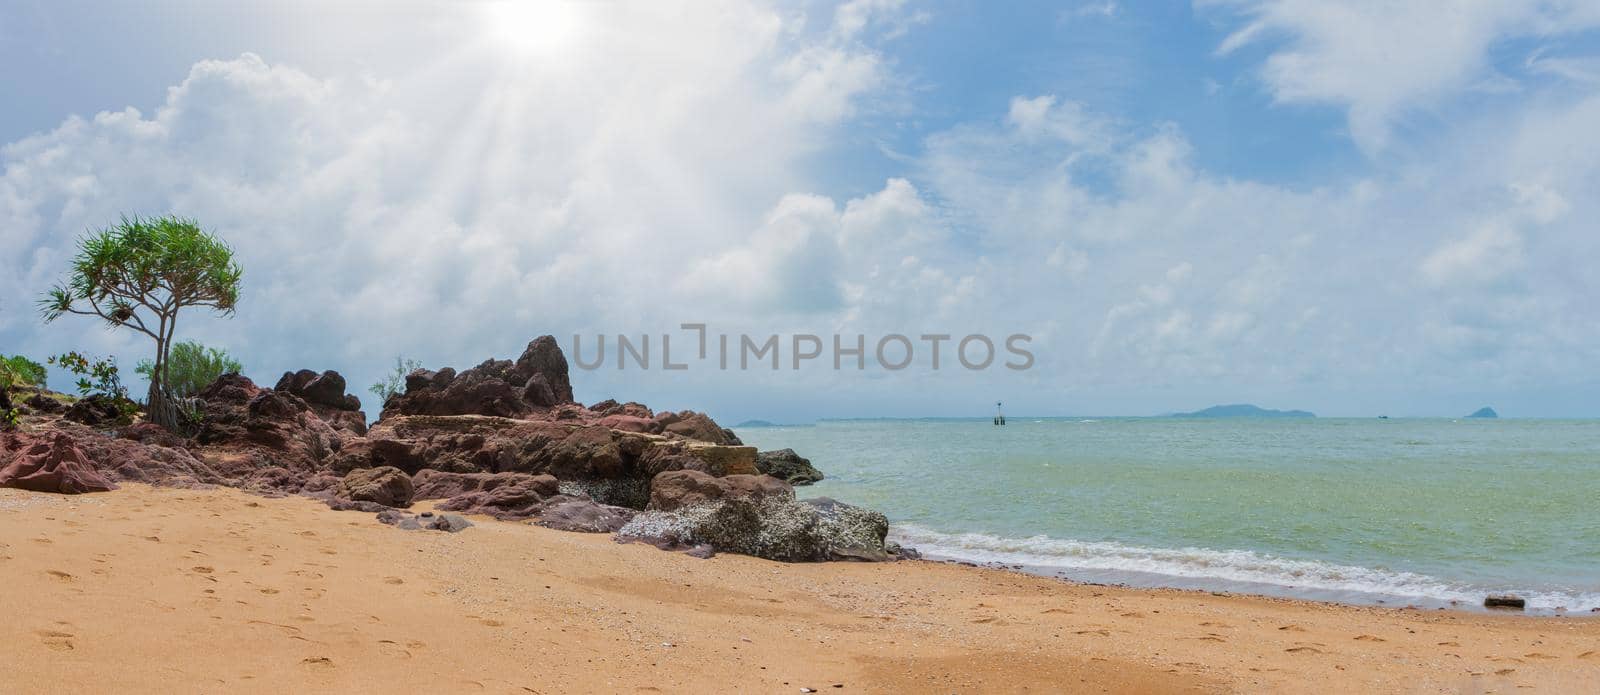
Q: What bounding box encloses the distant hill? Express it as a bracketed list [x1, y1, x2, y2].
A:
[734, 419, 777, 428]
[1465, 407, 1498, 419]
[1168, 404, 1315, 418]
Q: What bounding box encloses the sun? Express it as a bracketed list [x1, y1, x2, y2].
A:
[483, 1, 589, 58]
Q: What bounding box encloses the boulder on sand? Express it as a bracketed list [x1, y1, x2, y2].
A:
[416, 470, 559, 520]
[537, 497, 637, 533]
[335, 466, 414, 508]
[0, 431, 117, 494]
[647, 469, 793, 512]
[617, 494, 899, 563]
[1484, 594, 1525, 609]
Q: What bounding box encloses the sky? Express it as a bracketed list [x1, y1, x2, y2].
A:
[3, 0, 1600, 421]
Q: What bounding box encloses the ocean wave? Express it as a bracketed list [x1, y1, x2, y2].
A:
[891, 524, 1600, 612]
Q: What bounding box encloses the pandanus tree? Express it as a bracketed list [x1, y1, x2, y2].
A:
[40, 215, 242, 428]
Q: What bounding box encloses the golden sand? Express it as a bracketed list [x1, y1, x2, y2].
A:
[1, 484, 1596, 693]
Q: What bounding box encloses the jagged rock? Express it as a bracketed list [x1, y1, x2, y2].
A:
[62, 394, 127, 427]
[647, 469, 793, 512]
[537, 496, 637, 533]
[412, 469, 559, 500]
[331, 415, 757, 503]
[755, 448, 824, 485]
[656, 411, 742, 445]
[617, 495, 896, 563]
[381, 336, 574, 418]
[335, 466, 414, 508]
[273, 369, 367, 434]
[34, 421, 225, 488]
[0, 431, 117, 493]
[415, 469, 559, 520]
[589, 400, 653, 418]
[23, 392, 66, 414]
[194, 374, 353, 476]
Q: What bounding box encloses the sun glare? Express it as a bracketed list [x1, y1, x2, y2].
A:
[483, 1, 588, 57]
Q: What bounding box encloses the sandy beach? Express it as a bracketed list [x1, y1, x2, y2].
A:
[1, 484, 1595, 693]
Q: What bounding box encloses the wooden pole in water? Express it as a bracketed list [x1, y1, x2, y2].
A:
[994, 401, 1005, 426]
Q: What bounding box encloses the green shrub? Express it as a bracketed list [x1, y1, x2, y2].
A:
[137, 340, 242, 399]
[2, 355, 47, 388]
[370, 356, 423, 403]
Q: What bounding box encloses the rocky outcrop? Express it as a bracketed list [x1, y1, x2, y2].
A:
[414, 469, 558, 520]
[537, 497, 636, 533]
[331, 414, 757, 507]
[274, 369, 367, 434]
[647, 469, 793, 511]
[655, 411, 742, 445]
[381, 336, 574, 418]
[0, 431, 117, 493]
[23, 393, 66, 414]
[755, 448, 824, 485]
[62, 394, 127, 427]
[335, 466, 414, 508]
[618, 494, 899, 562]
[194, 374, 355, 478]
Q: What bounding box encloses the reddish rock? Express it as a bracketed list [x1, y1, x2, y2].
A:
[537, 497, 636, 532]
[647, 469, 793, 512]
[194, 373, 354, 476]
[23, 392, 66, 414]
[429, 472, 560, 520]
[381, 336, 575, 419]
[335, 466, 413, 507]
[273, 369, 367, 435]
[657, 411, 742, 445]
[0, 431, 117, 493]
[412, 469, 559, 501]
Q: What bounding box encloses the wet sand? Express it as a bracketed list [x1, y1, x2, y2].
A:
[1, 484, 1596, 693]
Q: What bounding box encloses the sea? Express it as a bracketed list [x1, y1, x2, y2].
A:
[736, 417, 1600, 614]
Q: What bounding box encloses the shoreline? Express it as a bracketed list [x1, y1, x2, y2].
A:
[5, 484, 1598, 693]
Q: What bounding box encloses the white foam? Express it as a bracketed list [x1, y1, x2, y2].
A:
[892, 524, 1600, 612]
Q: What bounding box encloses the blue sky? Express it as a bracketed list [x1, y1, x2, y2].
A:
[4, 1, 1600, 420]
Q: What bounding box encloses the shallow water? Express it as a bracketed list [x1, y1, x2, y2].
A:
[737, 418, 1600, 613]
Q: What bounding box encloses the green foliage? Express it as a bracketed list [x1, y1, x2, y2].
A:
[136, 340, 242, 399]
[49, 352, 137, 419]
[38, 214, 242, 427]
[1, 355, 48, 388]
[370, 356, 423, 403]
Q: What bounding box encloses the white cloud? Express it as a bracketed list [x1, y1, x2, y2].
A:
[1205, 0, 1600, 154]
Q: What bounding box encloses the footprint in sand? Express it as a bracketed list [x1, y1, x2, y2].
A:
[1577, 651, 1597, 660]
[1074, 629, 1111, 637]
[1278, 625, 1307, 632]
[1495, 668, 1516, 676]
[376, 640, 413, 659]
[970, 616, 999, 624]
[1120, 611, 1146, 618]
[479, 618, 505, 627]
[46, 570, 74, 582]
[37, 630, 75, 651]
[191, 566, 214, 574]
[1523, 653, 1558, 660]
[1040, 608, 1072, 615]
[301, 657, 335, 672]
[1199, 621, 1232, 628]
[1195, 635, 1227, 643]
[1353, 635, 1386, 642]
[383, 577, 404, 585]
[1438, 641, 1461, 647]
[1285, 646, 1323, 654]
[258, 588, 280, 595]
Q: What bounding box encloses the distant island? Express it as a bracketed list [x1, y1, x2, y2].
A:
[734, 419, 777, 428]
[1465, 407, 1499, 419]
[1168, 404, 1316, 418]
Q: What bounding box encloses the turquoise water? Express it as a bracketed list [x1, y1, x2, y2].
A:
[737, 418, 1600, 613]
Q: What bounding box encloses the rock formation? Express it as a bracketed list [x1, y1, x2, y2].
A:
[0, 431, 118, 493]
[0, 334, 903, 564]
[754, 448, 824, 485]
